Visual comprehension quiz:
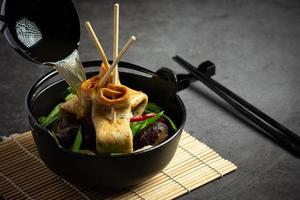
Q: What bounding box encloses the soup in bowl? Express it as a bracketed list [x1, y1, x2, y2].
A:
[26, 61, 186, 189]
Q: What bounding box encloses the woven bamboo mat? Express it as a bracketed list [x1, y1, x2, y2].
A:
[0, 131, 237, 200]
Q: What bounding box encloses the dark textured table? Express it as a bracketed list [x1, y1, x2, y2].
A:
[1, 0, 300, 199]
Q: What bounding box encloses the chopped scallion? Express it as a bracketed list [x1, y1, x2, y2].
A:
[67, 86, 75, 94]
[162, 114, 177, 131]
[39, 103, 62, 127]
[65, 93, 76, 101]
[131, 111, 164, 136]
[145, 102, 177, 131]
[72, 126, 82, 152]
[145, 102, 162, 113]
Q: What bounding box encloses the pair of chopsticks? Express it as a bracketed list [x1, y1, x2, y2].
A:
[85, 4, 136, 124]
[173, 55, 300, 157]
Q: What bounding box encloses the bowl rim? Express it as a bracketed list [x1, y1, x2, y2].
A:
[25, 60, 186, 158]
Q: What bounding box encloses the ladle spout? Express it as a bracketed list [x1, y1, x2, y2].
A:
[0, 0, 80, 64]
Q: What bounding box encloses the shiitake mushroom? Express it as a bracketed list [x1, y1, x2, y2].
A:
[133, 120, 169, 150]
[53, 114, 95, 149]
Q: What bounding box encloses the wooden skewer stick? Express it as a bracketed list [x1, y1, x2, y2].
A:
[113, 3, 120, 84]
[84, 20, 136, 124]
[98, 35, 136, 88]
[111, 3, 120, 124]
[84, 21, 110, 68]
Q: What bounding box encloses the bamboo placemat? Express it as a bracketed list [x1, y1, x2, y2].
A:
[0, 131, 237, 200]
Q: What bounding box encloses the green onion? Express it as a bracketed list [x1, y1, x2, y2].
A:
[38, 86, 77, 127]
[131, 111, 164, 136]
[162, 114, 177, 131]
[72, 126, 82, 152]
[67, 86, 75, 94]
[139, 111, 164, 130]
[145, 102, 177, 131]
[39, 116, 47, 124]
[65, 93, 76, 101]
[39, 103, 62, 127]
[145, 102, 162, 113]
[131, 122, 145, 136]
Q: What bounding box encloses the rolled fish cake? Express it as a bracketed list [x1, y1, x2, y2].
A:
[92, 83, 148, 153]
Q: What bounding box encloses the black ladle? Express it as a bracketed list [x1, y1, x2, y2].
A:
[137, 61, 215, 100]
[157, 60, 216, 92]
[0, 0, 80, 64]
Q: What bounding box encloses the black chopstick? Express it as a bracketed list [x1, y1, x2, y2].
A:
[173, 55, 300, 156]
[175, 56, 300, 143]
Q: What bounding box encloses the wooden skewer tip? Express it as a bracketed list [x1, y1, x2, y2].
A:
[84, 21, 110, 68]
[97, 36, 136, 88]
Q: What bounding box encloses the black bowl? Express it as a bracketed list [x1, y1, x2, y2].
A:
[26, 61, 186, 189]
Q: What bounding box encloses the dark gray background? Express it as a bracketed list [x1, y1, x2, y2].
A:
[0, 0, 299, 199]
